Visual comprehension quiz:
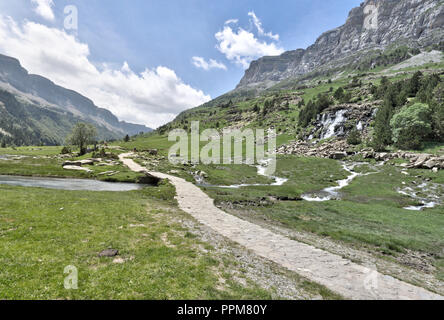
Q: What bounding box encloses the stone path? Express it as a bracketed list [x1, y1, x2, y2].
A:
[119, 153, 443, 300]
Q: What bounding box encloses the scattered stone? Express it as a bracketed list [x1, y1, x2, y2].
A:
[148, 149, 158, 155]
[98, 249, 119, 257]
[113, 257, 125, 264]
[62, 165, 93, 173]
[277, 139, 354, 159]
[329, 151, 347, 160]
[63, 159, 94, 166]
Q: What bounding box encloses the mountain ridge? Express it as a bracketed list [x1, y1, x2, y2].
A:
[0, 54, 152, 145]
[238, 0, 444, 89]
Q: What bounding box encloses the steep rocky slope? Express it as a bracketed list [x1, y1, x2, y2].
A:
[0, 54, 151, 145]
[238, 0, 444, 88]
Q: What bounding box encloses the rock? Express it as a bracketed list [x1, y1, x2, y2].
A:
[329, 151, 347, 160]
[423, 159, 438, 169]
[98, 249, 119, 257]
[238, 0, 442, 88]
[62, 159, 94, 166]
[63, 160, 82, 166]
[113, 257, 125, 264]
[362, 151, 375, 159]
[148, 149, 158, 156]
[432, 167, 439, 173]
[375, 153, 390, 161]
[63, 165, 93, 173]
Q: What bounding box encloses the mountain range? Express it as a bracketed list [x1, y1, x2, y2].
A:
[238, 0, 443, 90]
[0, 54, 151, 146]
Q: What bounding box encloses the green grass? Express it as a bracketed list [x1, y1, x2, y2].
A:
[387, 141, 444, 156]
[0, 146, 63, 156]
[0, 155, 145, 183]
[195, 164, 273, 186]
[199, 155, 444, 280]
[202, 156, 348, 202]
[118, 134, 174, 156]
[0, 182, 278, 300]
[252, 200, 443, 259]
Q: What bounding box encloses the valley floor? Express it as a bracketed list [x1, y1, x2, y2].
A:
[0, 148, 337, 300]
[1, 144, 443, 299]
[119, 153, 443, 300]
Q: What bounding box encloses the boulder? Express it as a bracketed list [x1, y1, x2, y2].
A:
[63, 160, 82, 166]
[329, 152, 347, 160]
[63, 165, 93, 173]
[423, 159, 439, 169]
[148, 149, 158, 156]
[98, 249, 119, 257]
[63, 159, 94, 166]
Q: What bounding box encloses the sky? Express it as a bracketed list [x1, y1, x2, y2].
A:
[0, 0, 363, 128]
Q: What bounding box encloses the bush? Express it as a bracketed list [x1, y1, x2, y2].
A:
[347, 128, 362, 145]
[60, 146, 72, 154]
[390, 103, 432, 150]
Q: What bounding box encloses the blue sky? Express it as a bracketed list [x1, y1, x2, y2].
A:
[0, 0, 363, 128]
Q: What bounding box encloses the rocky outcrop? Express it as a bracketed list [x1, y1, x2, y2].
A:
[277, 139, 355, 159]
[361, 149, 444, 170]
[62, 165, 93, 173]
[238, 0, 444, 88]
[277, 139, 443, 171]
[306, 103, 379, 140]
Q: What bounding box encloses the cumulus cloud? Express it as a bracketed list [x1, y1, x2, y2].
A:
[248, 11, 279, 41]
[192, 56, 227, 71]
[0, 16, 211, 128]
[215, 22, 284, 69]
[31, 0, 55, 21]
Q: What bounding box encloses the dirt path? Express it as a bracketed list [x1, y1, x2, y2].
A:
[119, 153, 443, 300]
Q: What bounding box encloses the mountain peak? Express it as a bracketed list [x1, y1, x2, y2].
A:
[237, 0, 444, 89]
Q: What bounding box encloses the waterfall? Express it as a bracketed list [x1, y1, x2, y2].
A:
[320, 110, 346, 139]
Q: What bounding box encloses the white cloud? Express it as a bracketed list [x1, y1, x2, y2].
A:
[215, 25, 284, 69]
[192, 56, 227, 71]
[31, 0, 55, 21]
[248, 11, 279, 41]
[224, 19, 239, 25]
[0, 16, 211, 128]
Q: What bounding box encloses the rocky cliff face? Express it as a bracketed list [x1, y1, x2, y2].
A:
[0, 54, 151, 139]
[238, 0, 444, 88]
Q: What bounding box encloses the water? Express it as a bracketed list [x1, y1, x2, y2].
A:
[196, 158, 288, 189]
[302, 162, 377, 202]
[320, 110, 346, 139]
[398, 182, 442, 211]
[0, 155, 25, 161]
[0, 175, 146, 192]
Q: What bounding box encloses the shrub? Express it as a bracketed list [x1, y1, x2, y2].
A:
[60, 146, 72, 154]
[347, 128, 362, 145]
[390, 103, 432, 150]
